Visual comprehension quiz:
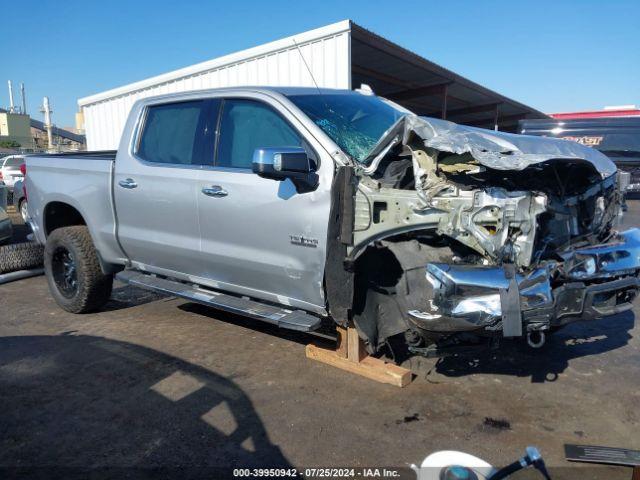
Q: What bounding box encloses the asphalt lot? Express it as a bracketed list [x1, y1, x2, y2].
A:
[1, 202, 639, 479]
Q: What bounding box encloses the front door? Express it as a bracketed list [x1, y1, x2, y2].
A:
[114, 99, 216, 278]
[196, 96, 332, 313]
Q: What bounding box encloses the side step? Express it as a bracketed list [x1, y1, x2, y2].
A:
[116, 270, 322, 332]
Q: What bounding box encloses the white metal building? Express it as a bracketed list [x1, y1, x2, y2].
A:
[79, 20, 547, 151]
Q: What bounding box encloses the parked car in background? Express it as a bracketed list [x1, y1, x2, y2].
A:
[25, 87, 639, 358]
[0, 173, 45, 274]
[0, 155, 25, 203]
[0, 155, 25, 188]
[519, 117, 640, 193]
[12, 178, 28, 223]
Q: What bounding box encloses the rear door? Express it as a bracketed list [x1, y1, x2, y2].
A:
[195, 95, 332, 312]
[114, 99, 219, 278]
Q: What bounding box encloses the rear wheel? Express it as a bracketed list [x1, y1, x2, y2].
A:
[44, 226, 113, 313]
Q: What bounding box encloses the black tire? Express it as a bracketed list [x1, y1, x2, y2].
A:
[0, 241, 44, 274]
[44, 226, 113, 313]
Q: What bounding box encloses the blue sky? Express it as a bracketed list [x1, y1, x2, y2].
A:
[2, 0, 639, 127]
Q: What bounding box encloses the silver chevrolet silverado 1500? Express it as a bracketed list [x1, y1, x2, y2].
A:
[26, 87, 639, 357]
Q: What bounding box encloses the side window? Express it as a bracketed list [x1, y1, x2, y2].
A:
[216, 99, 301, 169]
[137, 101, 205, 165]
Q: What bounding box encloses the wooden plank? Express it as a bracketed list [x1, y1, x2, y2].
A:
[633, 466, 640, 480]
[346, 325, 366, 363]
[335, 325, 348, 359]
[306, 344, 412, 387]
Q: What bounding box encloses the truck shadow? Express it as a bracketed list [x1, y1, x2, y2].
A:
[431, 311, 635, 383]
[0, 334, 290, 477]
[102, 284, 170, 312]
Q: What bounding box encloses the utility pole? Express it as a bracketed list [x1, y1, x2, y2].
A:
[7, 80, 15, 113]
[20, 83, 26, 114]
[41, 97, 54, 151]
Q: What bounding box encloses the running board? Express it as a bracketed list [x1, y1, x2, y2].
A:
[116, 270, 322, 332]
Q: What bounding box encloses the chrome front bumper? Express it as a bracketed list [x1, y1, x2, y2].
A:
[409, 228, 640, 337]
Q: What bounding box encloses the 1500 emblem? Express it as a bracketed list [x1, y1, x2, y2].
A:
[290, 235, 318, 248]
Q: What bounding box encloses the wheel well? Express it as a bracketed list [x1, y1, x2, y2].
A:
[352, 245, 404, 314]
[44, 202, 86, 236]
[350, 244, 407, 353]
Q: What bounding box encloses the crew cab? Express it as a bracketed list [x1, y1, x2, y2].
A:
[25, 87, 640, 357]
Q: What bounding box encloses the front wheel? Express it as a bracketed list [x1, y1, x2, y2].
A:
[44, 226, 113, 313]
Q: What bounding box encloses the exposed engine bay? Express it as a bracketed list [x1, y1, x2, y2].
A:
[335, 115, 640, 357]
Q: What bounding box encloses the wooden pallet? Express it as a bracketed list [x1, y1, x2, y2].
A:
[306, 322, 412, 387]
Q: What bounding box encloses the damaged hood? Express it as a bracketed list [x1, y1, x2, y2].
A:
[367, 115, 617, 178]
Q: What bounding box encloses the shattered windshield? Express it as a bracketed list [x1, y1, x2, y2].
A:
[287, 92, 406, 163]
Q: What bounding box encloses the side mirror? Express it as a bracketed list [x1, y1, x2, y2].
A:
[252, 147, 319, 193]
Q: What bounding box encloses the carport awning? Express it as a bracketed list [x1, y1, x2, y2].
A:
[350, 23, 549, 132]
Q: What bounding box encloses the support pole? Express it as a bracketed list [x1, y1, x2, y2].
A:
[41, 97, 54, 151]
[441, 84, 448, 120]
[20, 83, 26, 114]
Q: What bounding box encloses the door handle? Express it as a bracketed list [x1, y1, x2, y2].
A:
[118, 178, 138, 189]
[202, 185, 228, 197]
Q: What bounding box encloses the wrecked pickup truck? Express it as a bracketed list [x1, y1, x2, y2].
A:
[25, 87, 639, 358]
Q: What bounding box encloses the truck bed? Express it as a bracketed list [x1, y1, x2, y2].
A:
[25, 151, 126, 266]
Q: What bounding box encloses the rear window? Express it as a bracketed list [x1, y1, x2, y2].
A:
[137, 101, 205, 165]
[4, 157, 23, 167]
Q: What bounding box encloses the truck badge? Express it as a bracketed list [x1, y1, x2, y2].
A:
[290, 235, 318, 248]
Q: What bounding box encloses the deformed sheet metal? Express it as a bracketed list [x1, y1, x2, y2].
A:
[365, 115, 617, 178]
